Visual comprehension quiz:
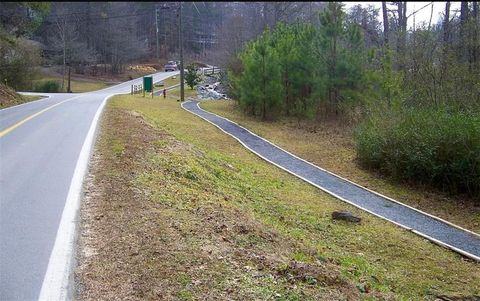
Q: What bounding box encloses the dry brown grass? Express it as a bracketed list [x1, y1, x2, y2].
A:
[76, 106, 369, 300]
[0, 84, 43, 108]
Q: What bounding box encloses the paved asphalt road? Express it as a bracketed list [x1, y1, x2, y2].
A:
[182, 100, 480, 262]
[0, 71, 177, 301]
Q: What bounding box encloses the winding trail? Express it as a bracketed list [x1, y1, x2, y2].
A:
[182, 100, 480, 262]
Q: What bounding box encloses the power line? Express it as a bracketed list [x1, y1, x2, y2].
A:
[407, 2, 434, 19]
[192, 2, 201, 16]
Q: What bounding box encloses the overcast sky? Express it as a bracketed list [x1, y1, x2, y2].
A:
[343, 2, 462, 29]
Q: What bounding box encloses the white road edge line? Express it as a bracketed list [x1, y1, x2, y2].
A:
[37, 93, 118, 301]
[181, 100, 480, 262]
[37, 73, 177, 301]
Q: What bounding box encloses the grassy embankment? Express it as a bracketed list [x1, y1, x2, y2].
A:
[0, 95, 42, 109]
[0, 83, 43, 109]
[202, 101, 480, 235]
[76, 92, 479, 300]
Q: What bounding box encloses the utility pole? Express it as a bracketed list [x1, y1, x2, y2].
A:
[179, 2, 185, 102]
[155, 7, 160, 59]
[67, 63, 71, 93]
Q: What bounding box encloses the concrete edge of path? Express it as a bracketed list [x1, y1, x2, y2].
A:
[181, 100, 480, 262]
[37, 92, 120, 301]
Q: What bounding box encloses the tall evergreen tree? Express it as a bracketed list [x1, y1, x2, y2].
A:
[237, 31, 282, 119]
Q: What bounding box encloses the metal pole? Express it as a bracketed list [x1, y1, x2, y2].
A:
[155, 7, 159, 59]
[179, 2, 185, 102]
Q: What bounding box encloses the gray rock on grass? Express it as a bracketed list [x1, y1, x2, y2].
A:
[332, 211, 361, 223]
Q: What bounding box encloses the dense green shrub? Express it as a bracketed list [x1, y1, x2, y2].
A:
[355, 108, 480, 198]
[32, 80, 61, 92]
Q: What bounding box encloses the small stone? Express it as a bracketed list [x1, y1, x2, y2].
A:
[332, 211, 361, 223]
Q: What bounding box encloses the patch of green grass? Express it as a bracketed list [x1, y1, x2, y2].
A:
[152, 139, 169, 148]
[69, 80, 109, 93]
[339, 254, 391, 292]
[165, 86, 197, 100]
[292, 251, 314, 263]
[176, 272, 192, 286]
[109, 138, 125, 157]
[108, 94, 480, 299]
[177, 290, 193, 300]
[156, 76, 179, 88]
[31, 76, 109, 93]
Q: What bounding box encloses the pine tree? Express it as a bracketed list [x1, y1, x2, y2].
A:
[185, 64, 201, 90]
[315, 2, 367, 116]
[238, 31, 283, 119]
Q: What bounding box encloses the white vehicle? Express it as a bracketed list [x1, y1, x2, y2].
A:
[164, 61, 178, 72]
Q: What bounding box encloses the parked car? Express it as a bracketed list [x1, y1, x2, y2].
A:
[164, 61, 178, 72]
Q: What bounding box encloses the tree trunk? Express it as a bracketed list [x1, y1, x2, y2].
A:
[428, 2, 434, 30]
[382, 2, 389, 47]
[443, 2, 451, 46]
[460, 1, 469, 62]
[442, 2, 451, 75]
[331, 11, 337, 110]
[263, 2, 268, 30]
[285, 74, 290, 116]
[262, 50, 266, 120]
[397, 2, 407, 71]
[397, 1, 403, 48]
[472, 1, 478, 67]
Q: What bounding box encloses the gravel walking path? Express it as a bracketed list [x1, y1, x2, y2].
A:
[182, 100, 480, 261]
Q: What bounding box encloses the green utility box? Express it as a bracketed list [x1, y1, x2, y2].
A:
[143, 76, 153, 92]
